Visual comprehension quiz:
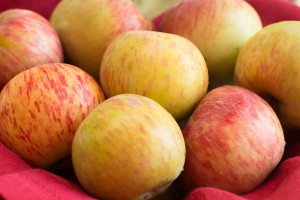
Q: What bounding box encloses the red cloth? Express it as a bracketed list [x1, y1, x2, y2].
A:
[1, 0, 300, 200]
[0, 143, 95, 200]
[245, 0, 300, 26]
[184, 157, 300, 200]
[0, 0, 59, 19]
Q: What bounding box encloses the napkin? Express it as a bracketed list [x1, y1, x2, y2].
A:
[0, 0, 59, 19]
[0, 143, 95, 200]
[1, 0, 300, 200]
[184, 156, 300, 200]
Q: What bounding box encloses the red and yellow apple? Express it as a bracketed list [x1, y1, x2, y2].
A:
[0, 9, 63, 91]
[158, 0, 262, 88]
[180, 85, 285, 194]
[50, 0, 152, 81]
[72, 94, 186, 200]
[235, 21, 300, 129]
[0, 63, 105, 168]
[100, 30, 208, 122]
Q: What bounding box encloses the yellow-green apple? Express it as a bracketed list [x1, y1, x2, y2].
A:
[180, 85, 285, 194]
[235, 21, 300, 129]
[158, 0, 262, 88]
[0, 9, 63, 91]
[50, 0, 152, 82]
[131, 0, 180, 20]
[100, 30, 208, 122]
[72, 94, 186, 200]
[0, 63, 105, 168]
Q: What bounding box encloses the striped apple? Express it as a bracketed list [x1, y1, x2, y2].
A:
[180, 85, 285, 194]
[0, 63, 105, 168]
[0, 9, 63, 91]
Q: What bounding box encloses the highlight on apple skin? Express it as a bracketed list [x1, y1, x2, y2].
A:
[131, 0, 180, 20]
[0, 63, 105, 168]
[0, 8, 64, 91]
[100, 30, 209, 122]
[50, 0, 152, 82]
[72, 94, 186, 200]
[158, 0, 262, 88]
[235, 21, 300, 130]
[180, 85, 285, 195]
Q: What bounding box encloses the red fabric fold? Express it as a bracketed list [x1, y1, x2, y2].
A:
[185, 157, 300, 200]
[0, 169, 95, 200]
[245, 0, 300, 26]
[0, 0, 59, 19]
[0, 143, 30, 176]
[1, 0, 300, 200]
[243, 157, 300, 200]
[0, 143, 95, 200]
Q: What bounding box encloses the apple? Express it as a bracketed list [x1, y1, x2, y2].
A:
[0, 63, 105, 168]
[180, 85, 285, 194]
[235, 21, 300, 129]
[158, 0, 262, 88]
[0, 8, 63, 91]
[100, 30, 208, 122]
[72, 94, 186, 200]
[50, 0, 152, 82]
[131, 0, 180, 20]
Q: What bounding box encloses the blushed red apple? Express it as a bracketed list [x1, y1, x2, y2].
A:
[158, 0, 262, 87]
[0, 9, 63, 91]
[0, 63, 105, 168]
[72, 94, 186, 200]
[180, 85, 285, 194]
[100, 30, 208, 122]
[50, 0, 152, 81]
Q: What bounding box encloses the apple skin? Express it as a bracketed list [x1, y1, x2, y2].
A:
[0, 63, 105, 168]
[0, 9, 63, 91]
[235, 21, 300, 130]
[158, 0, 262, 87]
[131, 0, 180, 20]
[50, 0, 152, 82]
[72, 94, 186, 200]
[180, 85, 285, 194]
[100, 30, 208, 122]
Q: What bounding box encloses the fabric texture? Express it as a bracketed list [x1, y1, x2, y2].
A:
[1, 0, 300, 199]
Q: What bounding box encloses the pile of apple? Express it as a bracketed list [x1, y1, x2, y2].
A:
[1, 0, 299, 199]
